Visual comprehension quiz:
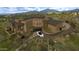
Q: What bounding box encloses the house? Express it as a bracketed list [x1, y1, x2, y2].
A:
[47, 19, 65, 33]
[6, 16, 68, 36]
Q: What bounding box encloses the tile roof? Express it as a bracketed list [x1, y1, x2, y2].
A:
[48, 19, 63, 26]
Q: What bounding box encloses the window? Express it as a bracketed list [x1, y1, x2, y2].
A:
[59, 27, 62, 31]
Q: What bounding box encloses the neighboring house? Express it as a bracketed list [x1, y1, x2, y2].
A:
[47, 19, 70, 33]
[47, 19, 63, 33]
